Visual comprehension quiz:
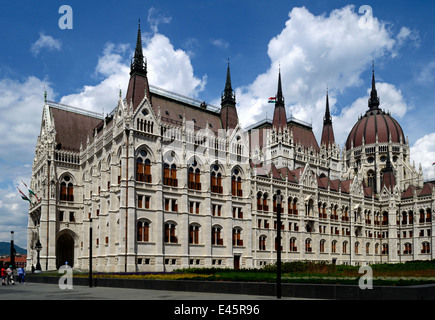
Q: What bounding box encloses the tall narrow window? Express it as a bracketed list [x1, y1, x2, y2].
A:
[136, 150, 152, 183]
[212, 226, 223, 245]
[189, 225, 200, 244]
[164, 222, 178, 243]
[188, 158, 201, 191]
[231, 168, 242, 197]
[137, 221, 150, 242]
[211, 164, 223, 194]
[60, 175, 74, 201]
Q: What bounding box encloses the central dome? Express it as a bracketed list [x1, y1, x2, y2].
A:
[346, 108, 405, 150]
[345, 69, 405, 150]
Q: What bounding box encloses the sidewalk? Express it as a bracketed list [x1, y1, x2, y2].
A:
[0, 282, 300, 300]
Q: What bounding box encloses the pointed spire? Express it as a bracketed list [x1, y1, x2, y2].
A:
[221, 59, 235, 106]
[321, 88, 335, 149]
[220, 60, 238, 129]
[368, 61, 380, 110]
[225, 59, 232, 92]
[276, 67, 284, 106]
[130, 19, 146, 76]
[323, 88, 332, 125]
[125, 20, 151, 111]
[272, 68, 287, 129]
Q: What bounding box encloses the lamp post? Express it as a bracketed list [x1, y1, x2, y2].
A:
[89, 218, 93, 287]
[10, 231, 15, 270]
[276, 190, 282, 299]
[35, 239, 42, 273]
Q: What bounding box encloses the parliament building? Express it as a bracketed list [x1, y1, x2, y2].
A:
[26, 25, 434, 272]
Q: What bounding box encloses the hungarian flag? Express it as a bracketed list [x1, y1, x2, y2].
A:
[268, 97, 276, 103]
[17, 187, 31, 204]
[22, 181, 40, 201]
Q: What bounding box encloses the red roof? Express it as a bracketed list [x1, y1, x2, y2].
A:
[346, 109, 405, 150]
[51, 107, 102, 152]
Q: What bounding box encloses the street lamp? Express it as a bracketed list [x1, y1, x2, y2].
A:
[276, 190, 282, 299]
[10, 231, 15, 270]
[35, 239, 42, 273]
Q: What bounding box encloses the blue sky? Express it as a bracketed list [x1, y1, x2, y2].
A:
[0, 0, 434, 247]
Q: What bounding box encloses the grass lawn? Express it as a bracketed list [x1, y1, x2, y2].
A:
[30, 260, 435, 286]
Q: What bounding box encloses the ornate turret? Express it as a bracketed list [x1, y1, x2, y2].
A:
[368, 62, 380, 110]
[272, 69, 287, 129]
[320, 89, 335, 149]
[220, 60, 238, 129]
[126, 20, 151, 111]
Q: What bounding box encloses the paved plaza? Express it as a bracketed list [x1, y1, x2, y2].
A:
[0, 282, 303, 300]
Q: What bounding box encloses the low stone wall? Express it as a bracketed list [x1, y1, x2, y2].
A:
[26, 275, 435, 300]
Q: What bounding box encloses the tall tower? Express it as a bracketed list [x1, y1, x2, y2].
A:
[126, 20, 151, 111]
[272, 70, 287, 129]
[220, 61, 238, 129]
[320, 90, 335, 149]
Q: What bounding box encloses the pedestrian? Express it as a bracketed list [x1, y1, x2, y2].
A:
[17, 267, 25, 284]
[6, 266, 14, 285]
[1, 265, 5, 286]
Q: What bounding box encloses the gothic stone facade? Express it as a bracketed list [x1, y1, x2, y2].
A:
[26, 27, 435, 272]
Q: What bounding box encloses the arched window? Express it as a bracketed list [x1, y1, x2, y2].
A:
[188, 158, 201, 190]
[164, 163, 178, 187]
[232, 228, 243, 246]
[211, 164, 223, 194]
[231, 168, 242, 197]
[305, 239, 312, 252]
[189, 224, 200, 244]
[331, 240, 337, 253]
[319, 239, 326, 253]
[342, 241, 348, 254]
[262, 193, 269, 212]
[422, 242, 431, 254]
[257, 192, 263, 211]
[366, 242, 370, 254]
[137, 220, 150, 242]
[164, 222, 178, 243]
[382, 244, 389, 255]
[136, 150, 152, 183]
[259, 235, 267, 251]
[60, 175, 74, 202]
[212, 225, 223, 245]
[289, 238, 297, 252]
[403, 242, 412, 255]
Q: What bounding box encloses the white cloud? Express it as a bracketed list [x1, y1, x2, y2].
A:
[60, 33, 207, 112]
[410, 133, 435, 180]
[31, 32, 62, 56]
[234, 5, 399, 130]
[0, 76, 52, 246]
[143, 34, 207, 97]
[333, 82, 409, 148]
[211, 39, 229, 49]
[147, 7, 172, 34]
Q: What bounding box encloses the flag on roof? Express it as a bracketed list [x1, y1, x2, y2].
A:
[268, 97, 276, 103]
[17, 187, 31, 204]
[22, 181, 40, 201]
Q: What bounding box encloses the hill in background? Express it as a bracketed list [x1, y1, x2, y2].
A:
[0, 242, 27, 256]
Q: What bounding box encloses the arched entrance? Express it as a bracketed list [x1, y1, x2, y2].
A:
[56, 232, 75, 269]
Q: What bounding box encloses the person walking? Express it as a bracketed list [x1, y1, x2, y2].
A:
[1, 265, 6, 285]
[17, 267, 25, 284]
[6, 266, 14, 285]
